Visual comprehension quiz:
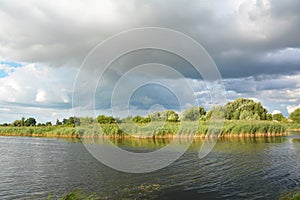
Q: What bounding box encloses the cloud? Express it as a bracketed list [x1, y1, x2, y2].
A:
[0, 64, 76, 108]
[0, 0, 300, 78]
[272, 110, 281, 114]
[287, 104, 300, 114]
[0, 0, 300, 122]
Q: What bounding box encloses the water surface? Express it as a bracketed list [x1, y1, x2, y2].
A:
[0, 132, 300, 199]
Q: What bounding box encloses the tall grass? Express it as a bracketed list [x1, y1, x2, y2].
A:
[0, 121, 287, 138]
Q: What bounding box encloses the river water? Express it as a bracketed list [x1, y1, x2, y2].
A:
[0, 132, 300, 199]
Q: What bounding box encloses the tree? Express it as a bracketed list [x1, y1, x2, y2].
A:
[21, 117, 25, 126]
[182, 106, 206, 121]
[272, 113, 286, 122]
[148, 111, 164, 121]
[24, 117, 36, 126]
[132, 115, 151, 123]
[267, 113, 273, 121]
[12, 119, 23, 127]
[290, 108, 300, 123]
[45, 121, 52, 126]
[97, 115, 116, 124]
[56, 119, 62, 126]
[224, 98, 268, 120]
[206, 106, 225, 119]
[63, 117, 80, 126]
[79, 117, 95, 125]
[163, 110, 179, 122]
[239, 110, 260, 120]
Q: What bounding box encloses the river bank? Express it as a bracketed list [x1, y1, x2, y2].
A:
[0, 121, 290, 139]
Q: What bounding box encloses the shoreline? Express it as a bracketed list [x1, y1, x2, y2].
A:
[0, 132, 288, 139]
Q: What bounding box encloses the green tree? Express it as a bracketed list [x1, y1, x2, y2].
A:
[225, 98, 268, 120]
[21, 117, 25, 126]
[163, 110, 179, 122]
[182, 106, 206, 121]
[45, 121, 52, 126]
[267, 113, 273, 121]
[239, 111, 260, 120]
[206, 106, 225, 119]
[63, 117, 80, 126]
[56, 119, 62, 126]
[132, 115, 151, 123]
[148, 111, 164, 121]
[272, 113, 286, 122]
[290, 108, 300, 123]
[12, 119, 23, 127]
[97, 115, 116, 124]
[24, 117, 36, 126]
[79, 117, 95, 125]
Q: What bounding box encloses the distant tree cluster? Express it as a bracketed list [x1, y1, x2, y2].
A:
[290, 108, 300, 123]
[1, 98, 300, 126]
[224, 98, 268, 120]
[181, 107, 206, 121]
[11, 117, 37, 127]
[131, 110, 179, 123]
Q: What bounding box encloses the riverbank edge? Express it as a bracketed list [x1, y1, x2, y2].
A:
[0, 132, 288, 139]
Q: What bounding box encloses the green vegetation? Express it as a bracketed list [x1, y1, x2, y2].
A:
[290, 108, 300, 123]
[48, 189, 95, 200]
[224, 98, 268, 120]
[273, 113, 287, 122]
[279, 191, 300, 200]
[181, 106, 206, 121]
[0, 98, 297, 138]
[0, 120, 287, 138]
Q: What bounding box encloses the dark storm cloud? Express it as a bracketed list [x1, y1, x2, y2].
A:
[1, 0, 300, 79]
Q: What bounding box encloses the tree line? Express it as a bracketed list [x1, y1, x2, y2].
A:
[1, 98, 300, 127]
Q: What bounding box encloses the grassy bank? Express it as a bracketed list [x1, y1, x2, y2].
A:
[0, 120, 288, 138]
[287, 123, 300, 131]
[0, 126, 78, 138]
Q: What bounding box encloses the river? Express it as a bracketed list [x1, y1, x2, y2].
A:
[0, 132, 300, 199]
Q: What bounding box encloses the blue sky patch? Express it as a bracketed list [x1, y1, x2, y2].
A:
[0, 61, 23, 68]
[0, 69, 8, 78]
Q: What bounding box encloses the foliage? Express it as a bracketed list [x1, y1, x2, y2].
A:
[45, 121, 52, 126]
[24, 117, 37, 126]
[181, 106, 206, 121]
[290, 108, 300, 123]
[279, 191, 300, 200]
[206, 106, 226, 119]
[132, 115, 151, 123]
[267, 113, 273, 121]
[224, 98, 268, 120]
[273, 113, 287, 122]
[147, 110, 179, 122]
[48, 189, 95, 200]
[12, 117, 36, 127]
[97, 115, 116, 124]
[148, 111, 165, 121]
[0, 120, 287, 138]
[63, 117, 80, 126]
[56, 119, 63, 126]
[163, 110, 179, 122]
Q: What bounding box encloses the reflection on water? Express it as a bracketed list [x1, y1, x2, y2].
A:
[0, 132, 299, 199]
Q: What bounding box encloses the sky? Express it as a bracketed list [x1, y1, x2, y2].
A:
[0, 0, 300, 123]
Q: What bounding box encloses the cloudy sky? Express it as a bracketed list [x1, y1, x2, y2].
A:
[0, 0, 300, 123]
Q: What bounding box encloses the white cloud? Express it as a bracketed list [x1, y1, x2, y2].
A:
[35, 89, 47, 102]
[0, 64, 76, 104]
[272, 110, 281, 115]
[287, 104, 300, 114]
[0, 0, 300, 122]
